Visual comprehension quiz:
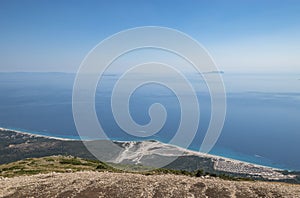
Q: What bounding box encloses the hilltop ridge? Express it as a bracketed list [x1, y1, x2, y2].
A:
[1, 170, 300, 198]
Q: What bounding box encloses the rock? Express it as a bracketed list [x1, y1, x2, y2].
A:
[0, 171, 300, 198]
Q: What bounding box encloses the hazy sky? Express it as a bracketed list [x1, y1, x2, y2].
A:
[0, 0, 299, 73]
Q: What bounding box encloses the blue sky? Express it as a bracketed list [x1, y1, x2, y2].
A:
[0, 0, 299, 72]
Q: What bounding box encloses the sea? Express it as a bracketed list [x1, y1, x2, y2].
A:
[0, 72, 299, 171]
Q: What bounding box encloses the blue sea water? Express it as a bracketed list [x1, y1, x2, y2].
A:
[0, 72, 299, 170]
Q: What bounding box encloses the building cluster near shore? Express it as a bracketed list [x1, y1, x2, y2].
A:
[213, 158, 296, 180]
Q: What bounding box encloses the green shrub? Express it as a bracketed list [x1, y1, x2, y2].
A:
[59, 158, 83, 165]
[195, 169, 204, 177]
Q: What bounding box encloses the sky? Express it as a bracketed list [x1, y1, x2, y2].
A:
[0, 0, 300, 73]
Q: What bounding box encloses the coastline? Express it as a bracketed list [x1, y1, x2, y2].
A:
[155, 140, 285, 171]
[0, 126, 284, 171]
[0, 127, 78, 141]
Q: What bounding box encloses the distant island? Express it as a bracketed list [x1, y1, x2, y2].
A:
[202, 71, 225, 74]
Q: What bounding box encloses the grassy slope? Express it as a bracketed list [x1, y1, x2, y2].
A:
[0, 156, 115, 178]
[0, 155, 254, 183]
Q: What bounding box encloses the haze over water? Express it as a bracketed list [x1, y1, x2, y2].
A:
[0, 72, 299, 171]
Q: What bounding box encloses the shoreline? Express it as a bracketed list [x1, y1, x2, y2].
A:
[0, 127, 79, 141]
[155, 140, 284, 171]
[0, 127, 285, 171]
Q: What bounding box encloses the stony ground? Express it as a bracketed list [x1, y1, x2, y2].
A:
[0, 171, 300, 198]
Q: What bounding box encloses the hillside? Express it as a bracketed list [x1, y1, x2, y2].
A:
[1, 128, 299, 183]
[0, 156, 115, 178]
[0, 156, 300, 197]
[1, 171, 300, 198]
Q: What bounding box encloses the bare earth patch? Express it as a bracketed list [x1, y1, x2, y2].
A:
[0, 171, 300, 198]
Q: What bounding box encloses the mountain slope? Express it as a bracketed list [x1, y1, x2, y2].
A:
[1, 171, 300, 198]
[1, 128, 299, 183]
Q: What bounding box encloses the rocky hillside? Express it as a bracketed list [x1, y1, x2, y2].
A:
[1, 171, 300, 198]
[0, 156, 299, 197]
[1, 128, 300, 183]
